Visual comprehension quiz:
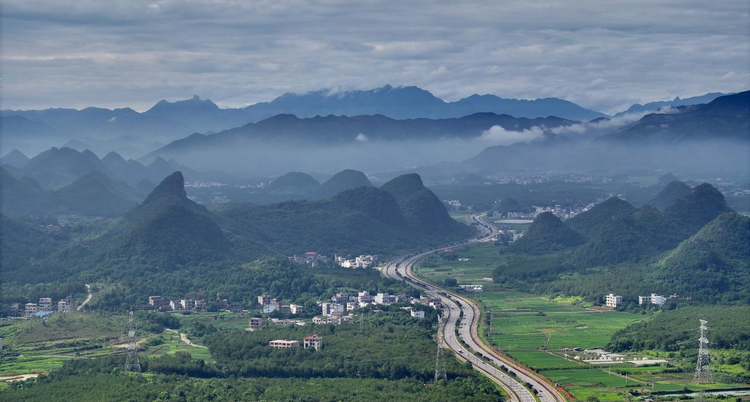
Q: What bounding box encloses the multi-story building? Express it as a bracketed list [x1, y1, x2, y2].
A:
[263, 304, 277, 314]
[38, 297, 53, 311]
[410, 310, 425, 319]
[148, 296, 163, 307]
[304, 334, 323, 350]
[169, 300, 183, 311]
[639, 293, 667, 306]
[25, 303, 39, 316]
[58, 299, 74, 313]
[331, 292, 350, 303]
[257, 295, 272, 306]
[605, 293, 623, 308]
[194, 299, 207, 310]
[358, 291, 372, 303]
[180, 299, 195, 310]
[373, 293, 395, 305]
[289, 304, 302, 315]
[269, 339, 299, 349]
[248, 317, 264, 331]
[321, 303, 345, 316]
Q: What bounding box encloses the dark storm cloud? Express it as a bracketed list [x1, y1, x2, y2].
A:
[1, 0, 748, 113]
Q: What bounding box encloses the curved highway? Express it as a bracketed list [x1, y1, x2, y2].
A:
[383, 214, 567, 402]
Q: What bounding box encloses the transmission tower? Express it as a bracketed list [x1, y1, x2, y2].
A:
[124, 311, 141, 373]
[693, 319, 712, 383]
[434, 315, 447, 383]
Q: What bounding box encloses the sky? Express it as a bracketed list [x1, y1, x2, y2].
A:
[1, 0, 748, 114]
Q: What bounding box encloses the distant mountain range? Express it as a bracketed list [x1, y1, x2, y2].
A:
[2, 147, 227, 190]
[0, 86, 606, 143]
[614, 92, 731, 116]
[599, 91, 750, 143]
[143, 112, 572, 166]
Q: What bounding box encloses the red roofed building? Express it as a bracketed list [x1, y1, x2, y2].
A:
[304, 334, 323, 350]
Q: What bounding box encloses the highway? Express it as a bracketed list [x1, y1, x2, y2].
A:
[383, 214, 567, 402]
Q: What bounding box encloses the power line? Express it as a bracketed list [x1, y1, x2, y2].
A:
[694, 319, 712, 383]
[124, 310, 141, 374]
[435, 315, 447, 383]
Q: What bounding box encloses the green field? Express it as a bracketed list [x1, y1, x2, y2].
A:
[0, 311, 218, 379]
[413, 241, 750, 400]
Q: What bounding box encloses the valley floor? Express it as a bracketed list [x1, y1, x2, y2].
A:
[413, 241, 750, 401]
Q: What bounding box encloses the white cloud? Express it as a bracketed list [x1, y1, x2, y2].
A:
[0, 0, 747, 111]
[479, 125, 545, 145]
[355, 133, 369, 142]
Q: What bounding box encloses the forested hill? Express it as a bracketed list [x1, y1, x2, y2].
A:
[380, 173, 470, 237]
[509, 212, 585, 254]
[493, 183, 745, 301]
[647, 180, 692, 211]
[3, 171, 473, 306]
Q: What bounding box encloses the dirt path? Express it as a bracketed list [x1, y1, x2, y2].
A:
[77, 284, 92, 311]
[165, 328, 207, 349]
[0, 373, 39, 382]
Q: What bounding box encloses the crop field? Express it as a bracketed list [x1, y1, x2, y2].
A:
[413, 243, 750, 400]
[416, 242, 500, 284]
[0, 313, 128, 376]
[0, 312, 215, 380]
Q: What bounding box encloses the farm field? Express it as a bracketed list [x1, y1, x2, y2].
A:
[0, 311, 218, 381]
[413, 241, 750, 400]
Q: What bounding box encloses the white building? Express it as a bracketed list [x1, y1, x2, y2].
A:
[639, 293, 667, 306]
[263, 304, 278, 314]
[410, 310, 425, 319]
[458, 284, 484, 293]
[373, 293, 396, 305]
[358, 291, 372, 303]
[337, 255, 378, 269]
[304, 334, 323, 350]
[269, 339, 299, 349]
[289, 304, 302, 315]
[605, 293, 622, 308]
[321, 303, 345, 316]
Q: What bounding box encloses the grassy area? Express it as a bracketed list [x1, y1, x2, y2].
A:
[0, 313, 127, 376]
[413, 242, 750, 400]
[143, 330, 212, 362]
[0, 311, 219, 378]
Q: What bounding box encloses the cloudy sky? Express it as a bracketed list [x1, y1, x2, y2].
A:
[1, 0, 748, 114]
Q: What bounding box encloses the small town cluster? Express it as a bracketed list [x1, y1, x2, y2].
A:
[313, 290, 434, 325]
[10, 295, 76, 318]
[250, 290, 440, 351]
[289, 251, 380, 269]
[491, 203, 595, 221]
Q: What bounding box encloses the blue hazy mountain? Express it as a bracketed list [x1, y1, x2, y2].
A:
[600, 91, 749, 143]
[246, 85, 606, 121]
[0, 86, 605, 146]
[0, 149, 30, 169]
[145, 112, 571, 163]
[615, 92, 731, 116]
